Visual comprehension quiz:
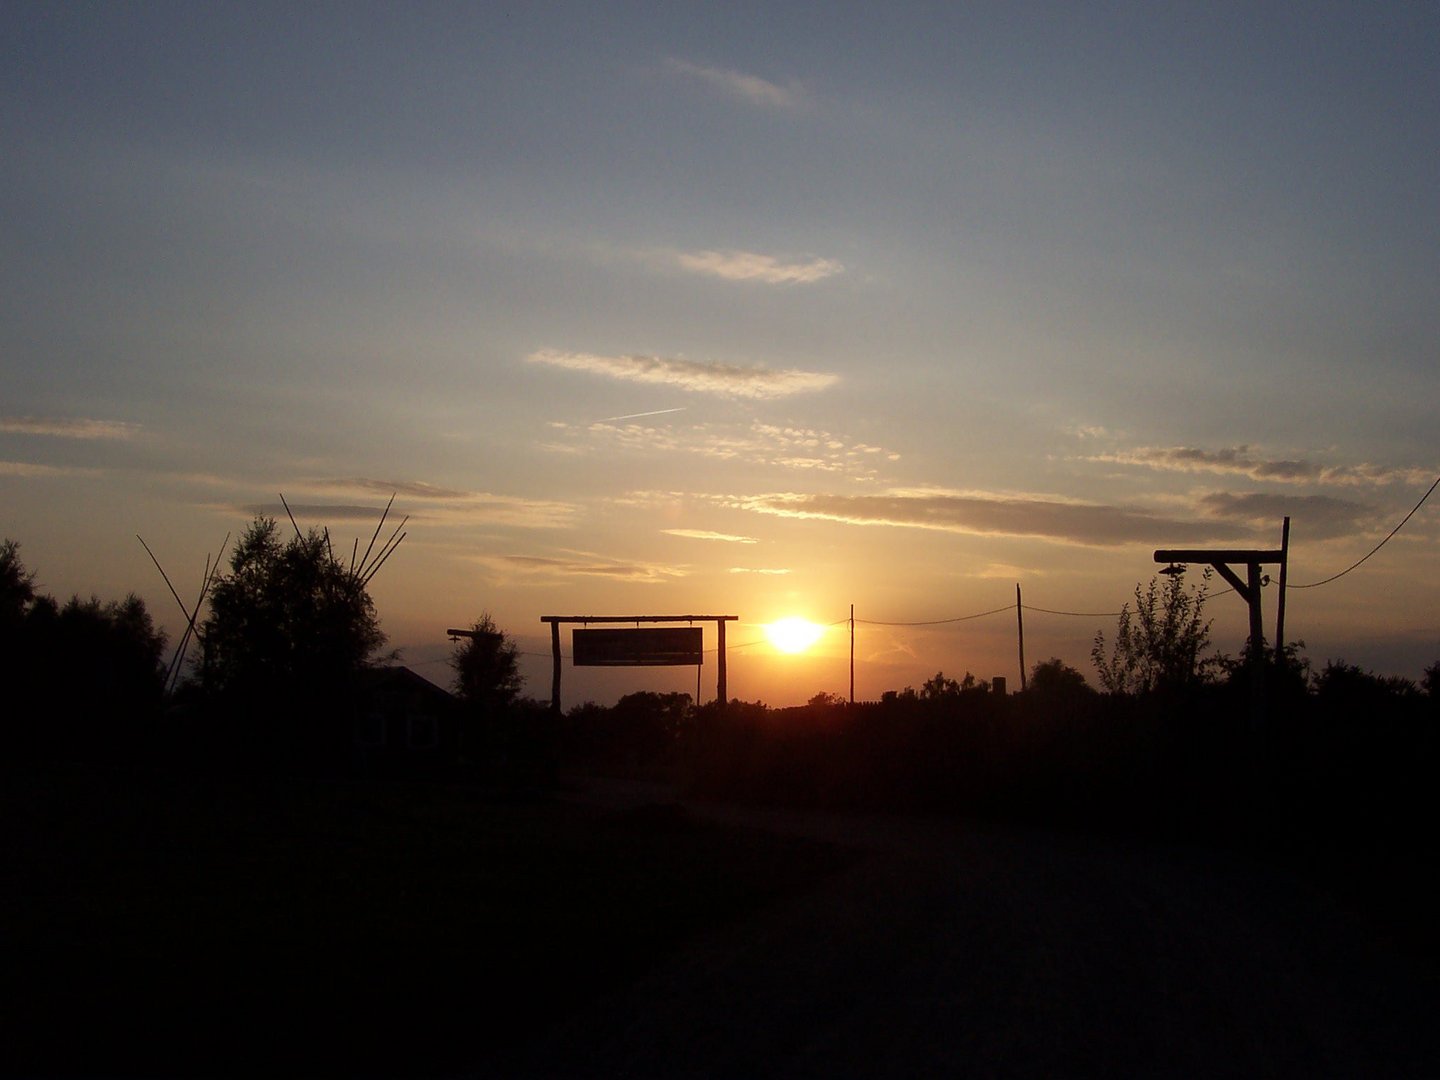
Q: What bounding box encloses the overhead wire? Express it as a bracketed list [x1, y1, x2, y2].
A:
[1289, 472, 1440, 589]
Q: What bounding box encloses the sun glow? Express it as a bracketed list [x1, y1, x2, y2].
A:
[765, 617, 825, 654]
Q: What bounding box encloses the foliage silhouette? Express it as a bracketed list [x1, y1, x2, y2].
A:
[449, 613, 522, 714]
[199, 517, 386, 701]
[1, 538, 37, 627]
[3, 540, 166, 759]
[1027, 657, 1094, 700]
[1091, 569, 1213, 695]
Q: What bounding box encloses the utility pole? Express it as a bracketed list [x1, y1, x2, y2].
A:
[1016, 584, 1027, 692]
[1275, 516, 1291, 666]
[849, 604, 855, 705]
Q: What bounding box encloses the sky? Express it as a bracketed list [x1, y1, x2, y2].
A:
[3, 2, 1438, 706]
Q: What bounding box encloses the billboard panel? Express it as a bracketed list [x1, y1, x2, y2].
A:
[573, 627, 703, 667]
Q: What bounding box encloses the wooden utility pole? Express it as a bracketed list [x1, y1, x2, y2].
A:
[1016, 584, 1027, 692]
[849, 604, 855, 705]
[550, 620, 562, 712]
[1275, 516, 1291, 665]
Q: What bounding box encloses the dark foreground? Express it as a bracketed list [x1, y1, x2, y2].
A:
[4, 765, 1436, 1078]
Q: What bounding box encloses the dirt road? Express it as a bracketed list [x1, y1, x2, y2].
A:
[513, 781, 1437, 1078]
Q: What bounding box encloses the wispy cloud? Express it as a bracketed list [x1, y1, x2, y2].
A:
[0, 460, 102, 478]
[1089, 446, 1434, 487]
[662, 529, 758, 544]
[279, 479, 579, 530]
[722, 487, 1245, 547]
[474, 551, 686, 584]
[327, 477, 472, 500]
[664, 58, 805, 109]
[1, 417, 140, 440]
[544, 419, 896, 479]
[675, 249, 843, 285]
[528, 349, 838, 399]
[1196, 491, 1371, 539]
[729, 566, 791, 575]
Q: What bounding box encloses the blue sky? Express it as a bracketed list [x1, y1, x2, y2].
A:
[4, 2, 1437, 703]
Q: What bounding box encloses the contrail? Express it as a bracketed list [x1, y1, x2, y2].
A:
[594, 407, 688, 423]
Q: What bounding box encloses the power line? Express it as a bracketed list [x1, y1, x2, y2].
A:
[856, 605, 1012, 627]
[1021, 604, 1121, 618]
[1290, 472, 1440, 589]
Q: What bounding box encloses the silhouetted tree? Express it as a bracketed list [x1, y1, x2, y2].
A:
[199, 517, 386, 702]
[1091, 569, 1213, 695]
[1, 540, 39, 691]
[1312, 660, 1420, 707]
[50, 594, 167, 750]
[3, 541, 167, 758]
[1422, 660, 1440, 700]
[920, 671, 962, 700]
[1027, 657, 1093, 699]
[609, 690, 692, 764]
[449, 613, 522, 715]
[916, 671, 989, 701]
[1, 539, 37, 625]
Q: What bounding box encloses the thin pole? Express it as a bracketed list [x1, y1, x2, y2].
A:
[849, 604, 855, 705]
[280, 493, 303, 538]
[1016, 584, 1027, 691]
[550, 620, 562, 715]
[1247, 561, 1265, 731]
[1275, 516, 1290, 665]
[357, 494, 395, 579]
[717, 618, 728, 708]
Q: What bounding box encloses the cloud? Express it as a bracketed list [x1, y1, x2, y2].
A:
[0, 417, 140, 440]
[1196, 491, 1371, 539]
[475, 552, 686, 584]
[0, 460, 102, 478]
[326, 477, 472, 500]
[663, 529, 759, 544]
[729, 567, 791, 575]
[527, 349, 838, 399]
[1089, 445, 1434, 487]
[675, 249, 843, 285]
[664, 58, 804, 109]
[248, 480, 578, 530]
[545, 419, 896, 479]
[722, 487, 1246, 547]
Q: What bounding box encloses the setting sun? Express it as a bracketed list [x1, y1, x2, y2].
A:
[765, 617, 825, 655]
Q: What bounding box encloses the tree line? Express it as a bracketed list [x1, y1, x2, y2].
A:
[6, 520, 1437, 813]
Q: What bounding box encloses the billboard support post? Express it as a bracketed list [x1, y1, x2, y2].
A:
[539, 615, 739, 714]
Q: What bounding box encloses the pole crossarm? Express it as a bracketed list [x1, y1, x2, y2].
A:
[1154, 549, 1284, 605]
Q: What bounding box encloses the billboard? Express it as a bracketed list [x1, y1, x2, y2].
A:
[572, 627, 704, 667]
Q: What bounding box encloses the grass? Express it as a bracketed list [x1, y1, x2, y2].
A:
[2, 762, 849, 1077]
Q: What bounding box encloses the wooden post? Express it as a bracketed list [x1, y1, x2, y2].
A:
[849, 604, 855, 705]
[717, 618, 728, 708]
[1247, 560, 1265, 731]
[1275, 516, 1290, 665]
[1016, 584, 1027, 692]
[550, 619, 562, 715]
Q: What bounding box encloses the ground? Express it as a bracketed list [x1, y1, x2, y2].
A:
[3, 765, 1436, 1077]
